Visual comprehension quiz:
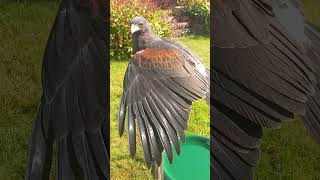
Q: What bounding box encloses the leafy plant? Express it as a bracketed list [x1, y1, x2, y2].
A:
[183, 0, 209, 33]
[110, 0, 174, 60]
[153, 0, 176, 9]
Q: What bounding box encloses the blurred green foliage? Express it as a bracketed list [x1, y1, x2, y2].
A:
[183, 0, 210, 33]
[110, 0, 174, 60]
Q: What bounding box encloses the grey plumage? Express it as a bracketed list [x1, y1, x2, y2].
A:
[212, 0, 320, 179]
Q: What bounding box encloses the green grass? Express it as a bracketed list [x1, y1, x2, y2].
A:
[303, 0, 320, 27]
[0, 2, 59, 179]
[110, 35, 210, 179]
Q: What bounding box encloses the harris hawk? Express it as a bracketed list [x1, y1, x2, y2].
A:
[212, 0, 320, 179]
[118, 17, 210, 167]
[25, 0, 109, 179]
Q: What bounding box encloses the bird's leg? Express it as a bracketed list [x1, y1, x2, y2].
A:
[152, 161, 164, 180]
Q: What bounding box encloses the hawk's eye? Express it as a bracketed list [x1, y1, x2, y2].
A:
[138, 23, 143, 27]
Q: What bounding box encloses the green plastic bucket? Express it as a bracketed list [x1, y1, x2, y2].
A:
[161, 134, 210, 180]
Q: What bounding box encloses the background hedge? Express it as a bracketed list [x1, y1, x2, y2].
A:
[110, 0, 174, 60]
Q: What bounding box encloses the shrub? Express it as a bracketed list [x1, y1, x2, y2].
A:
[176, 0, 188, 5]
[183, 0, 210, 33]
[110, 0, 174, 60]
[153, 0, 176, 9]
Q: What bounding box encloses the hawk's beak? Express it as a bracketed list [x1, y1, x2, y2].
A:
[131, 24, 140, 34]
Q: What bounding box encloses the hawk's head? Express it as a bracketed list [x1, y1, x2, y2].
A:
[130, 17, 152, 35]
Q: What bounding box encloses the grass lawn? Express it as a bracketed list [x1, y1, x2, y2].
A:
[0, 2, 59, 179]
[110, 35, 210, 179]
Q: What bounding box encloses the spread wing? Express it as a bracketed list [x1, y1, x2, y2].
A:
[25, 1, 109, 179]
[118, 47, 209, 167]
[211, 0, 320, 179]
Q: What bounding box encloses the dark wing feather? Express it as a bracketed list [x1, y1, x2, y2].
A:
[25, 1, 108, 179]
[212, 0, 320, 179]
[303, 22, 320, 144]
[119, 46, 209, 167]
